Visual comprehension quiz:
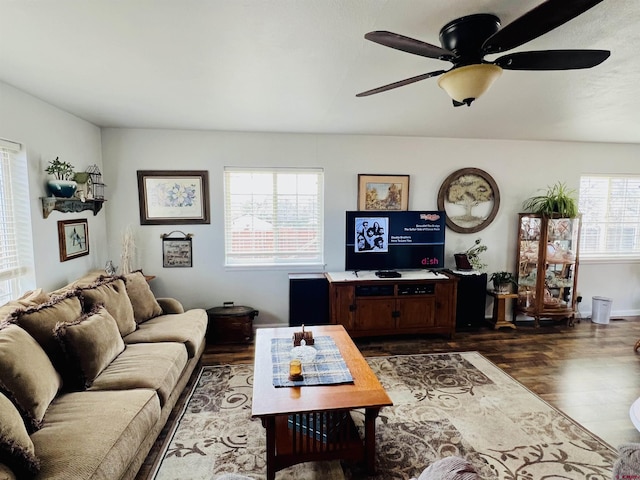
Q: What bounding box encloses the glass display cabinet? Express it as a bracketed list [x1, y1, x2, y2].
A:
[515, 213, 581, 327]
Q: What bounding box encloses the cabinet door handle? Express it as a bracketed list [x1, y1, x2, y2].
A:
[391, 310, 400, 318]
[349, 304, 357, 312]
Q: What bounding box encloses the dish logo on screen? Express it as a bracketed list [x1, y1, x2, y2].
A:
[421, 257, 440, 266]
[420, 213, 440, 221]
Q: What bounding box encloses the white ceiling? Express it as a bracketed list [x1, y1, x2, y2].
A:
[1, 0, 639, 144]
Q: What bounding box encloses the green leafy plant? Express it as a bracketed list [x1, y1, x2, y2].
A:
[522, 181, 578, 217]
[463, 238, 488, 271]
[489, 271, 517, 286]
[45, 157, 75, 180]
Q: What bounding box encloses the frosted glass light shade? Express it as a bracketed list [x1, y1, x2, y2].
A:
[438, 64, 503, 104]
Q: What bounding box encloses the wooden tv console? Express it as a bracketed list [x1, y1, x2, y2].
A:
[325, 271, 458, 338]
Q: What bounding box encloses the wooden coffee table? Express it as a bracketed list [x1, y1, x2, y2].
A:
[251, 325, 392, 480]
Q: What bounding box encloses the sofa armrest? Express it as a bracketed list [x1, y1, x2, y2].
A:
[156, 297, 185, 314]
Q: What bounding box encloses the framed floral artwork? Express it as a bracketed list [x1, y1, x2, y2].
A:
[137, 170, 210, 225]
[57, 218, 89, 261]
[357, 174, 409, 211]
[437, 168, 500, 233]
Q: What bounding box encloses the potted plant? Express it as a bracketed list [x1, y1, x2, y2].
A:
[454, 238, 487, 271]
[45, 157, 77, 198]
[489, 271, 518, 294]
[522, 181, 578, 217]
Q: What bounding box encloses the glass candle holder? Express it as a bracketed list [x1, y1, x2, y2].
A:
[288, 359, 303, 381]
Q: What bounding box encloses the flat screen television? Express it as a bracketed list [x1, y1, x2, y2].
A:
[345, 210, 446, 272]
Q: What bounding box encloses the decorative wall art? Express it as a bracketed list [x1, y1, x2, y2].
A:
[161, 231, 193, 268]
[437, 168, 500, 233]
[358, 174, 409, 211]
[137, 170, 210, 225]
[57, 219, 89, 262]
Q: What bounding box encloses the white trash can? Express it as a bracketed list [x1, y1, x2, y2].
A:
[591, 296, 613, 324]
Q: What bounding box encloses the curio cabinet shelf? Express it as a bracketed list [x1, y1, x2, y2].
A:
[515, 213, 581, 327]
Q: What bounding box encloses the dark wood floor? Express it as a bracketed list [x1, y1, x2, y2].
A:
[137, 316, 640, 479]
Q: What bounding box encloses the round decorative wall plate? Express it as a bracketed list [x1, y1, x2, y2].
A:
[437, 168, 500, 233]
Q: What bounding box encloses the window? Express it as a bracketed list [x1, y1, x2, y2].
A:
[578, 175, 640, 259]
[224, 168, 324, 267]
[0, 139, 35, 304]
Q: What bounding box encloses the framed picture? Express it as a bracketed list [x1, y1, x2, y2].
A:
[437, 168, 500, 233]
[162, 233, 193, 268]
[57, 219, 89, 262]
[358, 174, 410, 211]
[137, 170, 210, 225]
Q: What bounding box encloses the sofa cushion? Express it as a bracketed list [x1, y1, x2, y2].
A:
[30, 389, 160, 480]
[10, 292, 82, 381]
[54, 307, 125, 390]
[49, 270, 106, 296]
[17, 288, 51, 307]
[89, 342, 188, 406]
[0, 323, 62, 432]
[123, 309, 207, 358]
[79, 277, 137, 336]
[123, 271, 163, 324]
[0, 290, 50, 324]
[0, 391, 39, 479]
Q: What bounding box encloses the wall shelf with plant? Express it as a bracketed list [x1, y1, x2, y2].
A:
[40, 197, 105, 218]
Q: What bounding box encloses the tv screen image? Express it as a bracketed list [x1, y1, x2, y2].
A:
[345, 211, 445, 272]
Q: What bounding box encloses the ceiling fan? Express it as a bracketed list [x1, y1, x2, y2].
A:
[356, 0, 610, 106]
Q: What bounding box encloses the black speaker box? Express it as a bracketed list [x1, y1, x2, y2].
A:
[449, 271, 487, 330]
[288, 273, 329, 327]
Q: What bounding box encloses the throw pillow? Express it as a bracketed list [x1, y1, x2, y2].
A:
[124, 270, 163, 323]
[79, 277, 137, 336]
[9, 292, 82, 384]
[54, 306, 125, 389]
[613, 443, 640, 477]
[0, 391, 40, 478]
[0, 323, 62, 432]
[16, 288, 50, 307]
[413, 456, 480, 480]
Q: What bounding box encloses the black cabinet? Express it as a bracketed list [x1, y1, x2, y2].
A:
[288, 273, 329, 327]
[449, 271, 487, 330]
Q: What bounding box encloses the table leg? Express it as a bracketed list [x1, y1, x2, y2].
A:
[364, 408, 380, 474]
[263, 417, 276, 480]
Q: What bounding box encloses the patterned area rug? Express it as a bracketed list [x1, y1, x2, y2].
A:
[153, 352, 617, 479]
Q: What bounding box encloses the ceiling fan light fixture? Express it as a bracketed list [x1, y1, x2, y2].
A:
[437, 64, 503, 105]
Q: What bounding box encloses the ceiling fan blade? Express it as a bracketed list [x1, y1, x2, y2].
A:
[365, 31, 455, 61]
[482, 0, 604, 54]
[495, 50, 610, 70]
[356, 70, 447, 97]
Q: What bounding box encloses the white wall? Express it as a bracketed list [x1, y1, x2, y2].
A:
[101, 128, 640, 325]
[0, 82, 107, 291]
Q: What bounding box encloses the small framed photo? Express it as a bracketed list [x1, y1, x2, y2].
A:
[162, 236, 193, 268]
[137, 170, 210, 225]
[358, 174, 410, 211]
[57, 219, 89, 262]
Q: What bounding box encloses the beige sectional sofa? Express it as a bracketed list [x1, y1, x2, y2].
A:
[0, 271, 207, 480]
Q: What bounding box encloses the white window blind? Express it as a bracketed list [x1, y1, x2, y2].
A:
[224, 167, 324, 266]
[0, 139, 35, 304]
[579, 175, 640, 259]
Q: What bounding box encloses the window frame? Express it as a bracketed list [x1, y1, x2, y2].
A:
[0, 139, 36, 304]
[223, 167, 324, 269]
[578, 174, 640, 263]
